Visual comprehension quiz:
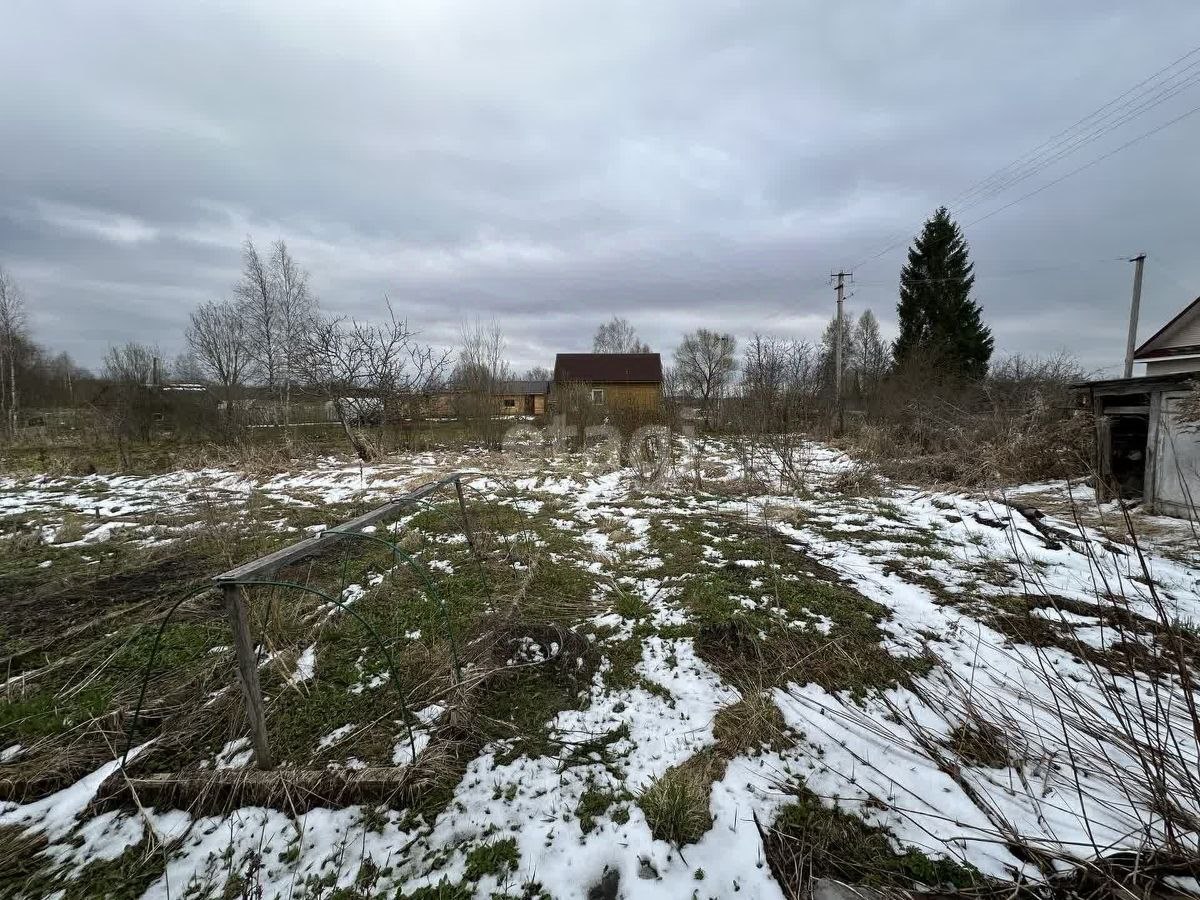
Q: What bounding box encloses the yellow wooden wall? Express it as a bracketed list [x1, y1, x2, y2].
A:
[585, 382, 661, 409]
[494, 393, 547, 415]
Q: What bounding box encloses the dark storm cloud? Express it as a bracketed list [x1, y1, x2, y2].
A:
[2, 0, 1199, 373]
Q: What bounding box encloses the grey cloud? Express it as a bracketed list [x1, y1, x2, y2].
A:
[2, 0, 1198, 374]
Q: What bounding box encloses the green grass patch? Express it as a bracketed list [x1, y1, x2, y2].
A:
[764, 788, 983, 891]
[464, 838, 519, 880]
[576, 785, 631, 834]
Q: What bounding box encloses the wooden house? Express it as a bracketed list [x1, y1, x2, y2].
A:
[1081, 295, 1200, 519]
[494, 380, 549, 416]
[552, 353, 663, 411]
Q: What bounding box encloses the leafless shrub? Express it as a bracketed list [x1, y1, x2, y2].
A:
[298, 302, 451, 460]
[454, 319, 511, 448]
[857, 351, 1092, 487]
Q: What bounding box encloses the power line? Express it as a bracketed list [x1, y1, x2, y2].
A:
[960, 101, 1200, 229]
[949, 45, 1200, 209]
[846, 43, 1200, 271]
[953, 65, 1200, 213]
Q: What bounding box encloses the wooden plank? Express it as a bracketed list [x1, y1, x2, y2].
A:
[1145, 390, 1162, 513]
[223, 584, 273, 770]
[1099, 404, 1150, 415]
[213, 473, 462, 583]
[91, 763, 448, 815]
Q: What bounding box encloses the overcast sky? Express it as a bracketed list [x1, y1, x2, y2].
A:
[3, 0, 1199, 376]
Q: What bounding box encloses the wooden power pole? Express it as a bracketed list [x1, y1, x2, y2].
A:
[1123, 254, 1146, 379]
[832, 271, 850, 432]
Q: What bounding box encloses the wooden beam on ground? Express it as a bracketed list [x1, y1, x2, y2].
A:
[90, 763, 448, 816]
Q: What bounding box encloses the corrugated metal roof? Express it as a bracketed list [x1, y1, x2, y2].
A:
[553, 353, 662, 383]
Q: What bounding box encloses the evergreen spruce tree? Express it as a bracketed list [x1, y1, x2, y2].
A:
[894, 207, 993, 379]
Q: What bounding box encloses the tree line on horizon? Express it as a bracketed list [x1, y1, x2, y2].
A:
[0, 207, 1001, 444]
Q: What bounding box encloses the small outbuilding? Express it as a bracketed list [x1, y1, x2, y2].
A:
[1081, 295, 1200, 519]
[493, 380, 549, 416]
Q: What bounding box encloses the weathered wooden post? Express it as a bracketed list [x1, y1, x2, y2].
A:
[221, 583, 274, 770]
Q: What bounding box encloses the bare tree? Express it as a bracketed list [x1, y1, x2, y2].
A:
[674, 329, 736, 426]
[271, 240, 316, 420]
[187, 299, 250, 423]
[299, 303, 450, 460]
[818, 310, 857, 398]
[48, 350, 80, 406]
[100, 342, 162, 460]
[593, 316, 650, 354]
[172, 351, 204, 383]
[524, 365, 551, 382]
[236, 237, 278, 389]
[455, 319, 511, 447]
[103, 342, 157, 388]
[851, 309, 889, 391]
[742, 335, 789, 408]
[733, 335, 824, 487]
[0, 266, 28, 435]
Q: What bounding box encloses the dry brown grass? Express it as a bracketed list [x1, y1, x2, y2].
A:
[713, 692, 790, 757]
[637, 749, 724, 846]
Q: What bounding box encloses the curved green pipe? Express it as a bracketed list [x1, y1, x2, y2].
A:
[230, 578, 419, 760]
[321, 528, 462, 682]
[121, 583, 219, 767]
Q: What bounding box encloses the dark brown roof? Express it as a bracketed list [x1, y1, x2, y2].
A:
[1133, 295, 1200, 360]
[553, 353, 662, 384]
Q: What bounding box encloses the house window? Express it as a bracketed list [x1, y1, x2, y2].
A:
[591, 389, 605, 404]
[503, 399, 516, 408]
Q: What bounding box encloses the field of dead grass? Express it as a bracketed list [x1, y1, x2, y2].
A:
[0, 437, 1197, 899]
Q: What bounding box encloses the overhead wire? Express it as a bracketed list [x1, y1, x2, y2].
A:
[761, 45, 1200, 326]
[960, 101, 1200, 229]
[952, 67, 1200, 214]
[845, 44, 1200, 272]
[949, 47, 1200, 210]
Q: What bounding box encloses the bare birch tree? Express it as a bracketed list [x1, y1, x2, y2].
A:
[455, 319, 511, 447]
[236, 237, 278, 389]
[0, 266, 28, 436]
[593, 316, 650, 353]
[674, 328, 736, 426]
[270, 240, 315, 420]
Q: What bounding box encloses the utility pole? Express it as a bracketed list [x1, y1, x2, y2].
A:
[832, 271, 850, 433]
[1123, 254, 1146, 379]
